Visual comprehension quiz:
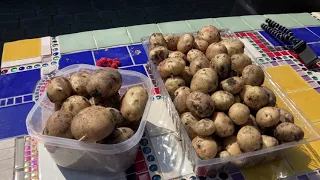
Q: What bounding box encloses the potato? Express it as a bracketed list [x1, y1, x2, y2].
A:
[274, 122, 304, 142]
[237, 126, 262, 152]
[120, 86, 148, 122]
[173, 86, 191, 114]
[242, 65, 265, 86]
[240, 85, 252, 101]
[157, 57, 186, 78]
[261, 135, 279, 149]
[279, 108, 294, 123]
[211, 91, 234, 111]
[212, 112, 235, 138]
[190, 68, 218, 94]
[44, 110, 73, 138]
[205, 43, 227, 60]
[187, 49, 206, 63]
[61, 95, 91, 116]
[165, 34, 180, 51]
[165, 76, 186, 97]
[149, 33, 167, 50]
[189, 56, 210, 75]
[244, 86, 268, 110]
[219, 151, 231, 158]
[261, 86, 276, 107]
[212, 136, 223, 153]
[223, 136, 242, 155]
[256, 107, 280, 128]
[98, 127, 135, 144]
[47, 77, 73, 103]
[192, 136, 218, 160]
[86, 67, 122, 98]
[186, 91, 215, 118]
[70, 71, 91, 97]
[177, 34, 194, 53]
[71, 106, 115, 142]
[149, 46, 169, 65]
[228, 103, 250, 125]
[221, 77, 244, 94]
[54, 103, 62, 111]
[181, 112, 199, 139]
[197, 25, 220, 44]
[89, 93, 121, 109]
[169, 51, 187, 62]
[231, 53, 252, 75]
[181, 66, 193, 86]
[192, 118, 215, 136]
[220, 39, 244, 56]
[210, 53, 231, 80]
[240, 114, 257, 128]
[234, 95, 241, 103]
[194, 38, 209, 52]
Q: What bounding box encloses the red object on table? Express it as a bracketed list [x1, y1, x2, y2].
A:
[96, 57, 120, 69]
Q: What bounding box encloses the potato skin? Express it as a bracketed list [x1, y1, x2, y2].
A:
[212, 112, 235, 138]
[169, 51, 187, 62]
[261, 135, 279, 149]
[210, 53, 231, 80]
[45, 110, 73, 138]
[242, 65, 265, 86]
[186, 91, 215, 118]
[157, 57, 186, 78]
[98, 127, 135, 144]
[187, 49, 205, 63]
[192, 118, 215, 136]
[223, 136, 242, 155]
[120, 86, 148, 122]
[149, 46, 169, 65]
[89, 93, 121, 109]
[192, 136, 218, 160]
[261, 86, 276, 107]
[221, 77, 244, 95]
[197, 25, 220, 44]
[61, 95, 91, 116]
[70, 71, 91, 97]
[47, 77, 73, 103]
[274, 122, 304, 142]
[205, 43, 227, 60]
[211, 91, 234, 111]
[165, 76, 186, 97]
[256, 106, 280, 128]
[149, 33, 167, 50]
[244, 86, 268, 110]
[240, 85, 252, 101]
[237, 126, 262, 152]
[190, 68, 218, 94]
[177, 34, 194, 54]
[181, 112, 199, 139]
[220, 39, 245, 56]
[194, 38, 209, 52]
[165, 34, 180, 51]
[189, 56, 210, 75]
[173, 86, 191, 114]
[181, 66, 193, 86]
[228, 103, 250, 125]
[231, 53, 252, 75]
[279, 108, 294, 123]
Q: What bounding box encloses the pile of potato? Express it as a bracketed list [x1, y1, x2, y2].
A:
[43, 67, 148, 144]
[148, 25, 304, 160]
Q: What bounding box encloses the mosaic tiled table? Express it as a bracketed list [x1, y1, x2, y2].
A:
[1, 12, 320, 180]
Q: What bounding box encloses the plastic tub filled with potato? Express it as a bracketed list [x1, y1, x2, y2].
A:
[141, 26, 320, 176]
[26, 64, 153, 174]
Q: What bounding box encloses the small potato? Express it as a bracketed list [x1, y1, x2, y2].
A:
[190, 68, 218, 94]
[157, 57, 186, 78]
[256, 107, 280, 128]
[205, 43, 227, 60]
[242, 65, 265, 86]
[89, 93, 121, 109]
[212, 112, 235, 138]
[261, 135, 279, 149]
[240, 85, 252, 101]
[237, 126, 262, 152]
[189, 56, 210, 75]
[192, 136, 218, 160]
[220, 39, 245, 56]
[181, 66, 193, 86]
[61, 95, 91, 116]
[223, 136, 242, 155]
[186, 91, 215, 118]
[149, 33, 167, 50]
[173, 86, 191, 114]
[197, 25, 220, 44]
[228, 103, 250, 125]
[194, 38, 209, 52]
[70, 71, 91, 97]
[187, 49, 206, 63]
[181, 112, 199, 139]
[261, 86, 276, 107]
[177, 34, 194, 54]
[274, 122, 304, 142]
[120, 86, 148, 122]
[221, 77, 244, 94]
[169, 51, 187, 62]
[44, 110, 73, 138]
[231, 53, 252, 75]
[98, 127, 135, 144]
[165, 76, 186, 97]
[210, 53, 231, 80]
[47, 77, 73, 103]
[192, 118, 215, 136]
[165, 34, 180, 51]
[279, 108, 294, 123]
[149, 46, 169, 65]
[211, 91, 234, 111]
[244, 86, 268, 110]
[219, 151, 231, 158]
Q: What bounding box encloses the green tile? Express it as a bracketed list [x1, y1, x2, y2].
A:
[264, 14, 302, 28]
[288, 13, 320, 26]
[186, 18, 221, 31]
[241, 15, 266, 30]
[127, 24, 161, 43]
[158, 21, 193, 34]
[58, 31, 96, 54]
[93, 27, 132, 48]
[215, 17, 252, 32]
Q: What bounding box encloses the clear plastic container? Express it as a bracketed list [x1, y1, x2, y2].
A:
[142, 30, 320, 176]
[26, 64, 154, 174]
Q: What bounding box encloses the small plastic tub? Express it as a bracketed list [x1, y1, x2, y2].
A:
[26, 64, 153, 174]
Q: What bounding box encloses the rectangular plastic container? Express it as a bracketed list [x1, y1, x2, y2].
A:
[26, 64, 154, 174]
[142, 30, 320, 176]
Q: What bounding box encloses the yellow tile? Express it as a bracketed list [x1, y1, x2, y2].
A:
[2, 38, 41, 62]
[309, 140, 320, 158]
[315, 122, 320, 130]
[265, 65, 311, 92]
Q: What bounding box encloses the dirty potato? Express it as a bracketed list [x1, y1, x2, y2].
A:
[279, 108, 294, 123]
[169, 51, 187, 62]
[47, 77, 73, 103]
[187, 49, 206, 63]
[157, 57, 186, 78]
[205, 43, 228, 60]
[261, 135, 279, 149]
[256, 106, 280, 128]
[210, 53, 231, 80]
[61, 95, 91, 116]
[192, 136, 218, 160]
[177, 34, 194, 53]
[221, 77, 244, 94]
[192, 118, 215, 136]
[212, 112, 235, 138]
[190, 68, 218, 94]
[220, 39, 245, 56]
[224, 136, 242, 155]
[211, 91, 235, 111]
[189, 56, 210, 75]
[244, 86, 268, 110]
[173, 86, 191, 114]
[242, 65, 265, 86]
[228, 103, 250, 125]
[44, 110, 74, 139]
[237, 126, 262, 152]
[231, 53, 252, 75]
[165, 76, 186, 97]
[165, 34, 180, 51]
[70, 71, 91, 97]
[186, 91, 215, 118]
[181, 66, 193, 86]
[197, 25, 220, 44]
[181, 112, 199, 139]
[149, 46, 169, 65]
[194, 38, 209, 52]
[261, 86, 276, 107]
[274, 122, 304, 142]
[149, 33, 167, 50]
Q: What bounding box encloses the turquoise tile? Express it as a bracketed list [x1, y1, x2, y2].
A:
[215, 16, 252, 32]
[158, 21, 193, 34]
[264, 14, 302, 28]
[127, 24, 161, 43]
[186, 18, 221, 31]
[93, 27, 132, 48]
[288, 13, 320, 26]
[58, 31, 96, 54]
[241, 15, 266, 30]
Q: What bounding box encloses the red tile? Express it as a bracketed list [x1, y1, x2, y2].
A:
[246, 32, 254, 37]
[137, 172, 151, 180]
[262, 48, 270, 53]
[266, 53, 275, 58]
[239, 32, 247, 37]
[255, 40, 262, 44]
[274, 52, 282, 56]
[236, 33, 241, 37]
[288, 50, 295, 55]
[281, 51, 289, 55]
[154, 88, 160, 95]
[135, 150, 145, 162]
[134, 161, 147, 173]
[258, 44, 266, 48]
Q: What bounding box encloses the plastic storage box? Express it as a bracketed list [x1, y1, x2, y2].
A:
[142, 30, 320, 176]
[26, 64, 153, 174]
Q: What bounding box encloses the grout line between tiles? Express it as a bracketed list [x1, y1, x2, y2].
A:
[285, 14, 304, 27]
[125, 27, 134, 44]
[126, 46, 135, 65]
[184, 20, 195, 31]
[240, 18, 255, 31]
[92, 32, 99, 49]
[156, 24, 163, 34]
[212, 18, 221, 28]
[91, 50, 96, 66]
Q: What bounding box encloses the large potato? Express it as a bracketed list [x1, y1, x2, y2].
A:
[157, 57, 186, 78]
[173, 86, 191, 114]
[189, 56, 210, 75]
[187, 49, 205, 63]
[47, 77, 73, 103]
[86, 68, 122, 98]
[256, 107, 280, 128]
[181, 112, 199, 139]
[242, 65, 265, 86]
[194, 38, 209, 52]
[205, 43, 227, 60]
[221, 77, 244, 94]
[186, 91, 215, 118]
[165, 76, 186, 97]
[210, 53, 231, 80]
[220, 39, 245, 56]
[223, 136, 242, 155]
[169, 51, 187, 62]
[192, 118, 215, 136]
[149, 46, 169, 65]
[61, 95, 91, 116]
[261, 135, 279, 149]
[70, 71, 91, 97]
[197, 25, 220, 44]
[279, 108, 294, 123]
[149, 33, 167, 50]
[212, 112, 235, 138]
[44, 110, 73, 138]
[237, 126, 262, 152]
[231, 53, 252, 75]
[261, 86, 276, 107]
[192, 136, 218, 160]
[181, 66, 193, 86]
[165, 34, 180, 51]
[190, 68, 218, 93]
[228, 103, 250, 125]
[274, 122, 304, 142]
[211, 91, 234, 111]
[244, 86, 268, 110]
[177, 34, 194, 53]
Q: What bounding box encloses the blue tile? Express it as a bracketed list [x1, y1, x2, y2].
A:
[308, 43, 320, 56]
[120, 65, 148, 77]
[0, 102, 34, 139]
[59, 51, 95, 70]
[23, 94, 33, 102]
[231, 173, 245, 180]
[0, 69, 40, 99]
[0, 100, 5, 106]
[93, 46, 134, 67]
[307, 26, 320, 37]
[307, 171, 320, 179]
[128, 44, 149, 65]
[15, 97, 22, 104]
[297, 174, 309, 180]
[259, 30, 282, 47]
[7, 98, 13, 105]
[290, 28, 320, 43]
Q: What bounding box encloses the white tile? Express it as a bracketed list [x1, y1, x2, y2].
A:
[0, 148, 14, 161]
[0, 158, 14, 171]
[0, 138, 15, 150]
[0, 169, 13, 180]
